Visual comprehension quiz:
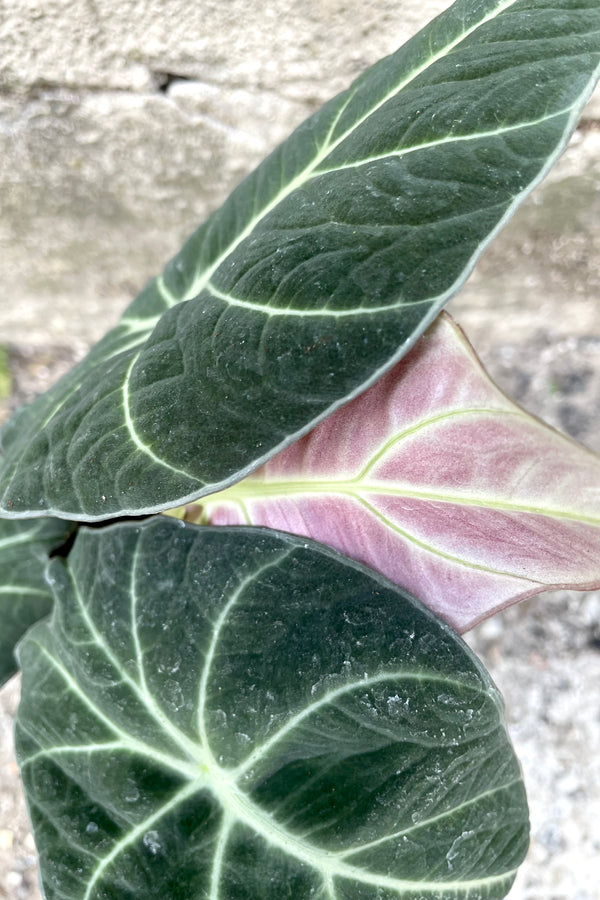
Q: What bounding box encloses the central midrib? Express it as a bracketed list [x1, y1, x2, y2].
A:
[204, 751, 518, 893]
[202, 477, 600, 525]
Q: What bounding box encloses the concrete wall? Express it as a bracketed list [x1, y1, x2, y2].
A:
[1, 0, 599, 350]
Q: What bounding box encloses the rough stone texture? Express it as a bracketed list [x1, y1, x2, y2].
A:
[0, 0, 448, 93]
[1, 1, 600, 899]
[449, 129, 600, 349]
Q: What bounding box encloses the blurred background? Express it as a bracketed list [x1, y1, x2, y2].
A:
[1, 1, 600, 897]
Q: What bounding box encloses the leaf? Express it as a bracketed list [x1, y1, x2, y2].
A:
[0, 516, 74, 686]
[2, 0, 600, 520]
[198, 313, 600, 633]
[16, 518, 528, 899]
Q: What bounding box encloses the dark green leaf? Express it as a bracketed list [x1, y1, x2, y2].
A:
[16, 518, 528, 899]
[0, 516, 74, 686]
[3, 0, 599, 519]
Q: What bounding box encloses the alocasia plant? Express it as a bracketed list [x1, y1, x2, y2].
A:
[1, 0, 600, 897]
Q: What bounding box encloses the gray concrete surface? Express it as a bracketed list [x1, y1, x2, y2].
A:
[1, 1, 600, 899]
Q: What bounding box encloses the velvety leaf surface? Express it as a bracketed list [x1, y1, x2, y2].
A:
[16, 518, 528, 899]
[199, 313, 600, 633]
[0, 516, 74, 686]
[2, 0, 600, 519]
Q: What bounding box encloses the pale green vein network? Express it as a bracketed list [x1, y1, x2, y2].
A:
[200, 107, 572, 322]
[184, 755, 519, 896]
[0, 530, 44, 550]
[82, 779, 202, 900]
[33, 0, 585, 497]
[1, 0, 594, 525]
[119, 315, 162, 334]
[205, 281, 432, 318]
[210, 815, 233, 900]
[25, 538, 525, 896]
[34, 327, 152, 434]
[313, 106, 572, 176]
[206, 474, 600, 523]
[206, 484, 553, 580]
[196, 548, 294, 748]
[203, 398, 600, 533]
[337, 493, 542, 582]
[0, 585, 48, 597]
[19, 739, 133, 768]
[189, 741, 518, 897]
[121, 354, 198, 481]
[337, 777, 522, 860]
[356, 408, 521, 480]
[182, 0, 519, 302]
[189, 551, 519, 895]
[130, 542, 151, 705]
[229, 669, 487, 781]
[156, 273, 180, 309]
[34, 643, 198, 780]
[67, 563, 200, 763]
[323, 873, 336, 900]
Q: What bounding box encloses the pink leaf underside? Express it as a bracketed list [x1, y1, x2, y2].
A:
[203, 312, 600, 632]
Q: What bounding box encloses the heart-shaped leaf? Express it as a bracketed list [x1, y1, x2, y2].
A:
[198, 313, 600, 633]
[0, 516, 74, 686]
[2, 0, 600, 519]
[16, 518, 528, 899]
